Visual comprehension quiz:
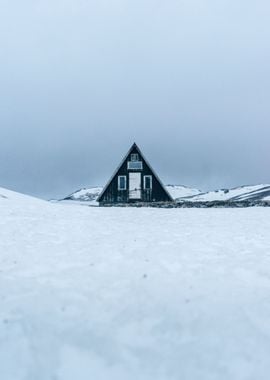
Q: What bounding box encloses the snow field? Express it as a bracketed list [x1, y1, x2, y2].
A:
[1, 188, 270, 379]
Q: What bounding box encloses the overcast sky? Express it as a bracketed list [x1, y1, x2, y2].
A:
[0, 0, 270, 199]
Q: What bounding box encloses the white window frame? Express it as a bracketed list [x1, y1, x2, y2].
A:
[131, 153, 139, 162]
[144, 175, 152, 190]
[118, 176, 127, 190]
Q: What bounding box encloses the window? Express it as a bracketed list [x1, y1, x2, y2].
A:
[118, 176, 127, 190]
[128, 161, 143, 170]
[131, 154, 139, 162]
[144, 175, 152, 190]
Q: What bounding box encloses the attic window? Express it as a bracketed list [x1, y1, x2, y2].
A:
[128, 161, 143, 170]
[131, 154, 139, 161]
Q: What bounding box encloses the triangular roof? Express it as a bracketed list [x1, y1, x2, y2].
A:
[97, 143, 173, 202]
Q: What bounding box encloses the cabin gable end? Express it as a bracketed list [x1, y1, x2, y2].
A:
[97, 143, 173, 205]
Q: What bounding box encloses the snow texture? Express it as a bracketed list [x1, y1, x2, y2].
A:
[1, 186, 270, 379]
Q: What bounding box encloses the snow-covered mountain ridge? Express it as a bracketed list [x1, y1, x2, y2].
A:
[63, 187, 103, 204]
[177, 184, 270, 203]
[62, 184, 270, 205]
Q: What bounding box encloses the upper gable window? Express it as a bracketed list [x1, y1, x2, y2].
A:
[131, 153, 139, 162]
[128, 161, 143, 170]
[128, 153, 142, 169]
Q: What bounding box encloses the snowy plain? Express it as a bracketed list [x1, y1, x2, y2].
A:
[1, 187, 270, 380]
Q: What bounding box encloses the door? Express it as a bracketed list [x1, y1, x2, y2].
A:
[129, 173, 141, 199]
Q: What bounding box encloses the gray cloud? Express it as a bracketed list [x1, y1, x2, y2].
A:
[0, 0, 270, 198]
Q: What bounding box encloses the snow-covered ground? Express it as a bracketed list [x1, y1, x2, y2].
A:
[1, 186, 270, 380]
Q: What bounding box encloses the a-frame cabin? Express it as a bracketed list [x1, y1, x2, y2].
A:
[97, 143, 174, 206]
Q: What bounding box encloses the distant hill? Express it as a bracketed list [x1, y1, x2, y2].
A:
[62, 187, 103, 205]
[165, 185, 202, 199]
[61, 184, 270, 207]
[61, 185, 202, 205]
[176, 184, 270, 204]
